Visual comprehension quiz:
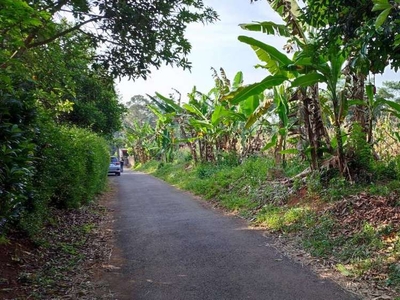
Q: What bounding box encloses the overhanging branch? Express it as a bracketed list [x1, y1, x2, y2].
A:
[27, 16, 104, 49]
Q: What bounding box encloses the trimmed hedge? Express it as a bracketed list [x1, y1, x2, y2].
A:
[7, 119, 110, 237]
[34, 121, 109, 208]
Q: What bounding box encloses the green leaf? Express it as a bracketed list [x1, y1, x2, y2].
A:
[189, 119, 213, 130]
[148, 105, 166, 121]
[394, 132, 400, 142]
[238, 36, 293, 75]
[331, 134, 348, 149]
[383, 109, 400, 119]
[147, 94, 168, 112]
[365, 84, 375, 106]
[375, 8, 391, 28]
[372, 0, 391, 11]
[211, 105, 224, 125]
[278, 127, 287, 136]
[230, 75, 287, 105]
[244, 98, 274, 129]
[291, 73, 326, 87]
[183, 103, 206, 119]
[211, 106, 246, 126]
[232, 71, 244, 89]
[239, 21, 290, 37]
[262, 133, 278, 151]
[279, 149, 299, 155]
[240, 95, 260, 117]
[211, 106, 246, 125]
[394, 34, 400, 48]
[347, 99, 366, 106]
[155, 92, 182, 112]
[377, 98, 400, 113]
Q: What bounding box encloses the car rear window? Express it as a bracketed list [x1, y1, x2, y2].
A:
[110, 157, 118, 163]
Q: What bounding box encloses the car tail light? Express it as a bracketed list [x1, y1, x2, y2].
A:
[115, 162, 120, 165]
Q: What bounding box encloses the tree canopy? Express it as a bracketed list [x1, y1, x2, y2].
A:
[1, 0, 218, 79]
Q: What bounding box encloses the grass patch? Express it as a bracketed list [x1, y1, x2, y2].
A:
[220, 195, 258, 211]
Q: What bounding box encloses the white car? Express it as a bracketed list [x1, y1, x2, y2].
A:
[108, 156, 121, 176]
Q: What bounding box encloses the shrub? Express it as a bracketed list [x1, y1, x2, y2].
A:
[0, 83, 37, 232]
[216, 151, 240, 167]
[346, 123, 374, 183]
[18, 120, 109, 238]
[33, 120, 109, 209]
[196, 163, 220, 179]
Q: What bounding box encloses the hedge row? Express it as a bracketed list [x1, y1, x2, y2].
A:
[0, 113, 110, 237]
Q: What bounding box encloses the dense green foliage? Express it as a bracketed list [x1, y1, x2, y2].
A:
[1, 0, 218, 79]
[1, 0, 217, 236]
[125, 0, 400, 181]
[0, 79, 37, 227]
[19, 122, 110, 237]
[0, 34, 116, 234]
[34, 122, 110, 208]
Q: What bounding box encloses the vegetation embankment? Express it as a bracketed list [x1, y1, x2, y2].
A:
[0, 184, 117, 299]
[136, 156, 400, 298]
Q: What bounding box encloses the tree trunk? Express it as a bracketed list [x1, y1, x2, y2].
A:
[303, 97, 318, 170]
[309, 85, 332, 155]
[351, 73, 367, 134]
[332, 100, 346, 175]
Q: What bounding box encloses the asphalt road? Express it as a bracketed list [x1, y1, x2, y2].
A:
[108, 170, 358, 300]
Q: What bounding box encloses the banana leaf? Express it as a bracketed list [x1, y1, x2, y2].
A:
[155, 92, 182, 112]
[238, 35, 292, 75]
[291, 73, 326, 87]
[239, 21, 290, 36]
[229, 75, 287, 105]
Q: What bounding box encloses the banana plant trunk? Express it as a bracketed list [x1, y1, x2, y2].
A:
[351, 73, 367, 134]
[303, 97, 318, 170]
[199, 140, 205, 162]
[332, 99, 346, 175]
[180, 125, 198, 163]
[309, 84, 332, 155]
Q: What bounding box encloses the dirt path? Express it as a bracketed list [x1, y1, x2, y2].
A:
[102, 170, 358, 300]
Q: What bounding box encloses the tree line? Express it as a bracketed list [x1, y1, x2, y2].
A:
[125, 0, 400, 184]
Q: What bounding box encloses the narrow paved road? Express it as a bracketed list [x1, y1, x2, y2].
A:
[107, 170, 358, 300]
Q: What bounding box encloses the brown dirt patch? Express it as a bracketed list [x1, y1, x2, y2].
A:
[0, 232, 34, 299]
[0, 181, 121, 299]
[327, 192, 400, 232]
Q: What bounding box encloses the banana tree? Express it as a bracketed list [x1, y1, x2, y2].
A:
[183, 89, 216, 162]
[230, 0, 337, 171]
[147, 93, 182, 163]
[290, 46, 348, 174]
[125, 120, 157, 164]
[181, 70, 253, 163]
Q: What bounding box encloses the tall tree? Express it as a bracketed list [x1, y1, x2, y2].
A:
[1, 0, 218, 79]
[377, 81, 400, 103]
[125, 95, 157, 127]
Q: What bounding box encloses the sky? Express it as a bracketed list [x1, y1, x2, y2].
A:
[116, 0, 399, 104]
